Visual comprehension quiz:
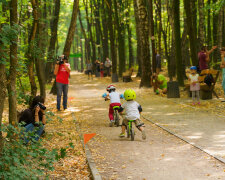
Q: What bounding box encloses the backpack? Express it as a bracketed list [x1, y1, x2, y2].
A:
[204, 74, 214, 86]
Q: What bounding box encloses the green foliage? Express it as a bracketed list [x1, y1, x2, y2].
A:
[0, 124, 57, 179]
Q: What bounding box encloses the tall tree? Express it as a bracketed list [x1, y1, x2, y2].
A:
[8, 0, 18, 125]
[35, 0, 47, 99]
[114, 0, 126, 77]
[184, 0, 198, 66]
[101, 0, 109, 62]
[0, 25, 7, 140]
[63, 0, 79, 57]
[136, 0, 151, 87]
[173, 0, 184, 86]
[107, 0, 118, 82]
[133, 0, 142, 77]
[148, 0, 156, 73]
[27, 0, 38, 100]
[198, 0, 205, 48]
[45, 0, 61, 83]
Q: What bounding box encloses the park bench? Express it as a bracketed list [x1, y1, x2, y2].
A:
[122, 68, 134, 82]
[185, 69, 220, 100]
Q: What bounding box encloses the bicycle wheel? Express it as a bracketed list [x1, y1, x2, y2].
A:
[126, 125, 130, 138]
[115, 111, 120, 127]
[130, 126, 135, 141]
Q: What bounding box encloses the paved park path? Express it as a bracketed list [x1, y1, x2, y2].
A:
[68, 72, 225, 180]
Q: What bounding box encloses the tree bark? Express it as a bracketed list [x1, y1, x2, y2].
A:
[63, 0, 79, 57]
[45, 0, 60, 83]
[101, 0, 109, 62]
[114, 0, 126, 77]
[184, 0, 198, 66]
[148, 0, 156, 73]
[212, 0, 219, 63]
[107, 0, 118, 82]
[136, 0, 151, 87]
[0, 25, 7, 140]
[133, 0, 142, 77]
[207, 0, 212, 48]
[198, 0, 205, 48]
[8, 0, 18, 125]
[173, 0, 184, 86]
[27, 0, 38, 100]
[35, 0, 47, 99]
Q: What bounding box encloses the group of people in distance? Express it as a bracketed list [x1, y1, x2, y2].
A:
[86, 57, 112, 80]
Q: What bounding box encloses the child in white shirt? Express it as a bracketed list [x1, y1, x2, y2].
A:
[118, 89, 146, 140]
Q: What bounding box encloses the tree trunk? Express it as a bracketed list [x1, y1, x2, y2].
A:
[212, 0, 219, 63]
[114, 0, 126, 77]
[63, 0, 79, 57]
[45, 0, 60, 83]
[207, 0, 212, 48]
[27, 0, 38, 100]
[0, 25, 7, 138]
[173, 0, 184, 86]
[136, 0, 151, 87]
[198, 0, 205, 48]
[184, 0, 198, 66]
[156, 0, 162, 55]
[216, 6, 224, 64]
[107, 0, 118, 82]
[148, 0, 156, 73]
[80, 39, 84, 72]
[8, 0, 18, 125]
[133, 0, 142, 77]
[93, 0, 102, 60]
[101, 0, 109, 62]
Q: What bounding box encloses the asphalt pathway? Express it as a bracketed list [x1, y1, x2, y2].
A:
[68, 72, 225, 180]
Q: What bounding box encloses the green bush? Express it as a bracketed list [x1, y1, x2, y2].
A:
[0, 124, 57, 179]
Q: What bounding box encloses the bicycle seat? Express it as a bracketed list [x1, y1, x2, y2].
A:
[113, 106, 120, 110]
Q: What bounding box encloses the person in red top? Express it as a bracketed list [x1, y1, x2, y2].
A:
[54, 55, 71, 111]
[198, 46, 217, 71]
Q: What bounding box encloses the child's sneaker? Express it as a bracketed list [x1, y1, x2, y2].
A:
[119, 133, 125, 138]
[142, 131, 146, 140]
[197, 102, 200, 105]
[109, 121, 114, 127]
[192, 102, 195, 106]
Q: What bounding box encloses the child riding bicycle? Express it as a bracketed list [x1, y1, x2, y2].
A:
[102, 85, 123, 127]
[118, 89, 146, 140]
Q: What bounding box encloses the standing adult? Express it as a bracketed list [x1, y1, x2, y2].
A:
[156, 50, 161, 74]
[104, 57, 112, 76]
[95, 60, 101, 77]
[198, 46, 217, 71]
[86, 60, 93, 80]
[220, 48, 225, 101]
[54, 55, 71, 111]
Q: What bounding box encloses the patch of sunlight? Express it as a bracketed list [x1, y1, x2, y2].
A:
[92, 108, 108, 111]
[67, 107, 80, 112]
[83, 84, 99, 87]
[164, 157, 174, 161]
[186, 135, 202, 139]
[165, 112, 182, 116]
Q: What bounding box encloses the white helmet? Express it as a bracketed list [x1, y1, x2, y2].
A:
[106, 85, 116, 91]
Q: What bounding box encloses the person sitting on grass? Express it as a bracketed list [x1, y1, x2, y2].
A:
[19, 96, 46, 143]
[151, 73, 167, 94]
[118, 89, 146, 140]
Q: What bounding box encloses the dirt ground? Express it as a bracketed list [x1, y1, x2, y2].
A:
[68, 72, 225, 180]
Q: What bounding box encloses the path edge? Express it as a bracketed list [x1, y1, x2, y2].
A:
[72, 112, 102, 180]
[143, 115, 225, 164]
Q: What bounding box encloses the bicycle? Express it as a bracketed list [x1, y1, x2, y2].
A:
[113, 106, 120, 127]
[126, 119, 136, 141]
